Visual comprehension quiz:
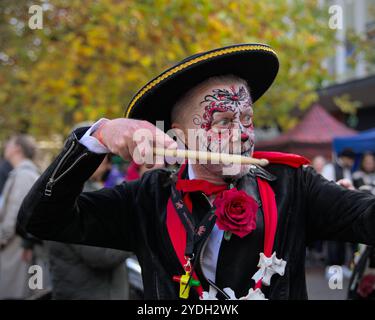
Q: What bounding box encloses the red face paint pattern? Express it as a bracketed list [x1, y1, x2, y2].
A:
[199, 85, 251, 131]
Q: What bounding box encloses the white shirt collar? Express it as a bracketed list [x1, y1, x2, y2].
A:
[188, 164, 195, 180]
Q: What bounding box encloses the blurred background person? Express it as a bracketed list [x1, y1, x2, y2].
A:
[47, 154, 131, 300]
[312, 155, 327, 175]
[104, 155, 126, 187]
[0, 134, 39, 299]
[0, 140, 13, 207]
[347, 178, 375, 300]
[0, 158, 13, 205]
[353, 152, 375, 194]
[0, 156, 13, 195]
[322, 148, 356, 182]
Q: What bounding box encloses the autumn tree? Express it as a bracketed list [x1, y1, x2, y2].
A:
[0, 0, 369, 140]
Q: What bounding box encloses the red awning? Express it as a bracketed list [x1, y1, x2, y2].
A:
[256, 104, 357, 160]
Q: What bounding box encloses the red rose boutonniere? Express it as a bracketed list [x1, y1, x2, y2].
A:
[213, 188, 258, 240]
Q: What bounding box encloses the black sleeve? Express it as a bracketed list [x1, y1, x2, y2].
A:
[17, 128, 139, 252]
[303, 166, 375, 245]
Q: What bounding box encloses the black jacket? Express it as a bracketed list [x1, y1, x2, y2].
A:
[17, 128, 375, 300]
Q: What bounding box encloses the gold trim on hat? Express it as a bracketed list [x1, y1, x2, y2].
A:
[124, 44, 277, 118]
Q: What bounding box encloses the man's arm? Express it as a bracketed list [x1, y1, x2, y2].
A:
[17, 118, 177, 252]
[17, 127, 139, 252]
[303, 166, 375, 244]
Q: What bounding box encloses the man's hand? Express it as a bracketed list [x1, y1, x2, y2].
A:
[92, 118, 177, 167]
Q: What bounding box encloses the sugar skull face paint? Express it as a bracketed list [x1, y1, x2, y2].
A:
[198, 85, 251, 131]
[192, 84, 255, 158]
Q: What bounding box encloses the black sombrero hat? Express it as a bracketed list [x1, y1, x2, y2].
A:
[124, 43, 279, 130]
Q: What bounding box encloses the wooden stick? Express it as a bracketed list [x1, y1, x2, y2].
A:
[153, 147, 269, 167]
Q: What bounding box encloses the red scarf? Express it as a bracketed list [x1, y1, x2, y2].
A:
[166, 151, 310, 297]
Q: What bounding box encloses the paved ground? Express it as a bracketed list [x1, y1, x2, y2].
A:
[306, 267, 349, 300]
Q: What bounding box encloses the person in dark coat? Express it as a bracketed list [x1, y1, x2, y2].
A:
[17, 44, 375, 300]
[0, 160, 13, 196]
[47, 155, 130, 300]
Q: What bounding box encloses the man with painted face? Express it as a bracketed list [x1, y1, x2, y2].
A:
[17, 44, 375, 300]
